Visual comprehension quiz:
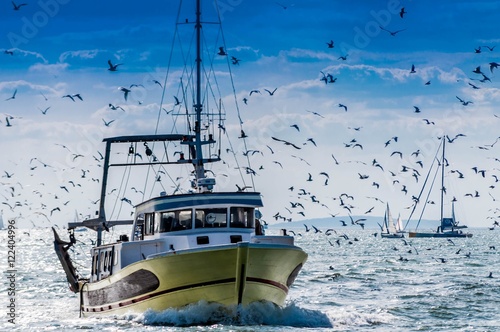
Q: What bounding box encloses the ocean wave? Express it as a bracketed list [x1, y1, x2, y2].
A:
[128, 301, 333, 328]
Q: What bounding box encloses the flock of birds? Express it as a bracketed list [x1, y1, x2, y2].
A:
[1, 2, 500, 238]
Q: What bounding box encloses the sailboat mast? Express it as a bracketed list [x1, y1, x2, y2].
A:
[440, 136, 446, 225]
[194, 0, 205, 184]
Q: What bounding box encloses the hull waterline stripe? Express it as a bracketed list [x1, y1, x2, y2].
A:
[83, 276, 288, 313]
[246, 277, 288, 293]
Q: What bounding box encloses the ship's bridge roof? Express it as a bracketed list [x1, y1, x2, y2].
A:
[136, 191, 263, 214]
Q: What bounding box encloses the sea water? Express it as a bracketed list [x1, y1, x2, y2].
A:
[0, 227, 498, 331]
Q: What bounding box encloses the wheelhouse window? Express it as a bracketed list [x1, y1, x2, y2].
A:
[195, 208, 227, 228]
[144, 213, 155, 235]
[134, 214, 144, 240]
[159, 209, 192, 232]
[230, 207, 254, 228]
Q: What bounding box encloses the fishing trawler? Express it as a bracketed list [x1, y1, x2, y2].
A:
[53, 0, 307, 316]
[406, 136, 472, 238]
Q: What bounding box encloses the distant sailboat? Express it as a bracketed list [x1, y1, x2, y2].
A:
[380, 204, 404, 238]
[407, 136, 472, 238]
[395, 214, 405, 235]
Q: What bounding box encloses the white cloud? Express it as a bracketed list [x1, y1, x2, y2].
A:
[58, 49, 101, 63]
[28, 62, 69, 74]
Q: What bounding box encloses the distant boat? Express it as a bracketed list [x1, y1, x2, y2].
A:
[407, 136, 472, 238]
[380, 204, 404, 238]
[52, 0, 307, 317]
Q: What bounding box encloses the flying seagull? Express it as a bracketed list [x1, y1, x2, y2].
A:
[12, 1, 27, 10]
[399, 7, 406, 18]
[264, 88, 277, 96]
[379, 25, 406, 36]
[5, 89, 17, 101]
[102, 119, 115, 127]
[119, 87, 131, 101]
[271, 136, 301, 149]
[107, 60, 122, 71]
[217, 46, 227, 56]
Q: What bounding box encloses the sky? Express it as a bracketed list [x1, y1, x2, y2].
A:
[1, 0, 499, 230]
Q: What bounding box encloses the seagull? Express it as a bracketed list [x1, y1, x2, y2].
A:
[236, 184, 252, 192]
[410, 64, 416, 73]
[217, 46, 227, 56]
[102, 119, 115, 127]
[119, 87, 131, 101]
[107, 59, 122, 71]
[331, 154, 339, 165]
[271, 136, 301, 149]
[399, 7, 406, 18]
[379, 25, 406, 36]
[275, 2, 294, 10]
[264, 88, 277, 96]
[109, 103, 125, 111]
[290, 124, 300, 132]
[5, 89, 17, 101]
[5, 117, 12, 127]
[326, 40, 334, 48]
[472, 66, 483, 75]
[489, 62, 499, 73]
[306, 138, 317, 146]
[338, 103, 348, 111]
[307, 110, 324, 118]
[230, 56, 241, 65]
[327, 74, 337, 83]
[456, 96, 473, 106]
[152, 79, 163, 87]
[433, 257, 447, 263]
[12, 1, 27, 10]
[38, 106, 51, 114]
[468, 82, 480, 89]
[391, 151, 403, 158]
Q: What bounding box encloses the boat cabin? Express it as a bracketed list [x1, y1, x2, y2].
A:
[88, 191, 269, 282]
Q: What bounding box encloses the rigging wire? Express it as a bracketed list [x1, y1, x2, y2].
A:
[414, 158, 440, 230]
[214, 0, 256, 191]
[404, 138, 443, 230]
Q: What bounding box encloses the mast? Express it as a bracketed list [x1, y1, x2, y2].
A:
[194, 0, 204, 183]
[440, 136, 446, 229]
[191, 0, 216, 192]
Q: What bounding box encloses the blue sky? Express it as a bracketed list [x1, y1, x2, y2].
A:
[1, 0, 499, 229]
